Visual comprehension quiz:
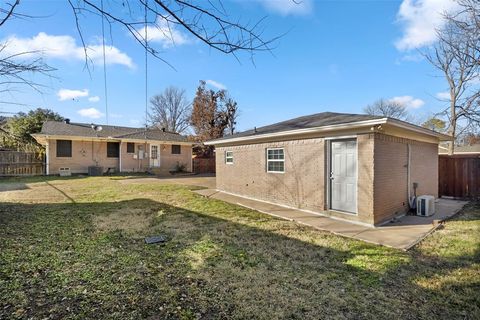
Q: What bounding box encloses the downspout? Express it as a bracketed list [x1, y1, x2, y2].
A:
[407, 144, 411, 206]
[45, 139, 49, 175]
[407, 143, 417, 211]
[119, 142, 122, 173]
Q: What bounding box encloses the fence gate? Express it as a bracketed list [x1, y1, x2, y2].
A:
[192, 157, 216, 174]
[439, 155, 480, 199]
[0, 151, 45, 176]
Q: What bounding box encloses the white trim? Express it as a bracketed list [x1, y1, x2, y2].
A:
[205, 117, 452, 146]
[328, 138, 358, 215]
[225, 150, 234, 164]
[119, 142, 122, 173]
[324, 134, 357, 140]
[31, 134, 193, 146]
[149, 144, 160, 167]
[266, 147, 285, 173]
[45, 142, 49, 175]
[217, 189, 374, 228]
[386, 118, 451, 140]
[440, 151, 480, 155]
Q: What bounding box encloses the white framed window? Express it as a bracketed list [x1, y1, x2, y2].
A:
[266, 148, 285, 173]
[225, 151, 234, 164]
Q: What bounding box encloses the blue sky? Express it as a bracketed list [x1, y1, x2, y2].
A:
[0, 0, 457, 131]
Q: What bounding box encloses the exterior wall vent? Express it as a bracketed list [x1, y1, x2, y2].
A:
[59, 167, 71, 176]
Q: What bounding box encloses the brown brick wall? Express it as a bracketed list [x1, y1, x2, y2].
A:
[372, 134, 409, 224]
[357, 134, 375, 224]
[158, 144, 192, 174]
[47, 139, 119, 174]
[120, 142, 149, 172]
[216, 134, 377, 224]
[216, 138, 325, 212]
[215, 132, 439, 226]
[48, 139, 192, 175]
[372, 134, 439, 225]
[410, 143, 438, 198]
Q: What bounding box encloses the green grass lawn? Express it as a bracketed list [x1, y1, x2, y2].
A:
[0, 176, 479, 319]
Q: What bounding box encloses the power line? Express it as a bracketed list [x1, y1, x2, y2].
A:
[101, 0, 109, 125]
[144, 0, 148, 132]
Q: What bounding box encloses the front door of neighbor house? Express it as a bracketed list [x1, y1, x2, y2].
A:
[149, 144, 160, 167]
[330, 139, 357, 213]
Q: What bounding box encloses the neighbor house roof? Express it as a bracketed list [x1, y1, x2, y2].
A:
[33, 120, 190, 143]
[205, 112, 451, 145]
[439, 144, 480, 155]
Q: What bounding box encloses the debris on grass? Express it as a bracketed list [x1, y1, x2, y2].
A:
[145, 235, 168, 244]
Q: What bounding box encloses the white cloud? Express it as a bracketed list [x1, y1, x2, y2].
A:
[77, 108, 104, 119]
[395, 0, 459, 51]
[436, 91, 450, 100]
[88, 96, 100, 102]
[205, 79, 227, 90]
[255, 0, 313, 16]
[389, 95, 425, 109]
[136, 19, 189, 48]
[2, 32, 134, 68]
[57, 88, 89, 101]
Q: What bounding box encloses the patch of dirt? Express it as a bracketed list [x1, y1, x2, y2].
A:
[0, 183, 29, 192]
[93, 208, 154, 233]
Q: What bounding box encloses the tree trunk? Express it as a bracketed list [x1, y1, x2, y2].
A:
[448, 99, 456, 155]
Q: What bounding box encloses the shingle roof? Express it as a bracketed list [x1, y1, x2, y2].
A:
[210, 112, 384, 142]
[39, 121, 189, 142]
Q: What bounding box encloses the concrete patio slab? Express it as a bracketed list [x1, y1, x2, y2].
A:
[194, 189, 468, 250]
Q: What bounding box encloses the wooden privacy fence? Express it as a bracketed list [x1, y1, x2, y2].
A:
[192, 157, 216, 174]
[0, 151, 45, 176]
[439, 155, 480, 199]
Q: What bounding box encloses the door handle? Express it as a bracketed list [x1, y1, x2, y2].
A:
[330, 172, 334, 180]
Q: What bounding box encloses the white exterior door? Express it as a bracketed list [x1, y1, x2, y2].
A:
[150, 144, 160, 167]
[330, 139, 357, 213]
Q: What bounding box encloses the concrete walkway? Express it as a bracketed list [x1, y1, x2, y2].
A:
[195, 189, 468, 250]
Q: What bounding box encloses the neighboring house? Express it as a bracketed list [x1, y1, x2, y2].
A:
[32, 119, 193, 175]
[206, 112, 451, 226]
[439, 144, 480, 156]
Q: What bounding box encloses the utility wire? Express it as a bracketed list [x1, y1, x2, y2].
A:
[144, 0, 148, 135]
[101, 0, 109, 124]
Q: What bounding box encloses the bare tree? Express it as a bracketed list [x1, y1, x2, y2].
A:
[363, 98, 410, 121]
[0, 43, 55, 96]
[426, 10, 480, 154]
[149, 86, 191, 134]
[444, 0, 480, 65]
[1, 1, 278, 70]
[0, 0, 279, 105]
[224, 96, 238, 135]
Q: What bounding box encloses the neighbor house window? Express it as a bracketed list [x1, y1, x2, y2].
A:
[56, 140, 72, 157]
[171, 144, 181, 154]
[126, 142, 135, 153]
[266, 148, 285, 173]
[107, 142, 120, 158]
[225, 151, 234, 164]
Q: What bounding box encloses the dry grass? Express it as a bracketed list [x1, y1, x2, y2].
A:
[93, 209, 155, 233]
[0, 176, 478, 320]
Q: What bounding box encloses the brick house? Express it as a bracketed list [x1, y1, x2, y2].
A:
[206, 112, 451, 226]
[32, 120, 193, 175]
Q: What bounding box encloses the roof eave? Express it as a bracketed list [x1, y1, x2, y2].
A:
[31, 133, 192, 145]
[205, 118, 452, 146]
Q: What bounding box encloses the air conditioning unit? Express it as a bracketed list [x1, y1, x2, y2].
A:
[59, 167, 71, 177]
[416, 195, 435, 216]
